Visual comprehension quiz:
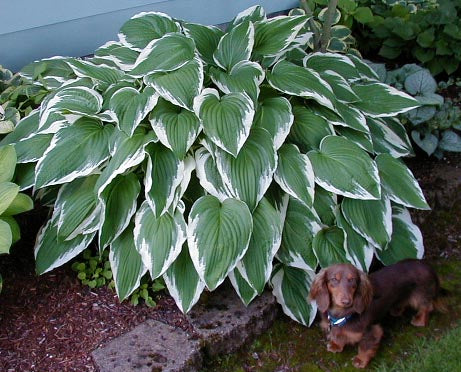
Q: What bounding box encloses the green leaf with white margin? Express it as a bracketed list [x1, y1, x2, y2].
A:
[209, 60, 264, 103]
[313, 186, 337, 226]
[352, 82, 419, 117]
[144, 55, 203, 111]
[0, 145, 16, 182]
[109, 86, 158, 136]
[267, 60, 335, 111]
[229, 269, 258, 306]
[0, 219, 12, 254]
[134, 201, 186, 279]
[287, 104, 334, 152]
[99, 174, 140, 250]
[2, 193, 33, 216]
[95, 129, 157, 196]
[348, 54, 380, 80]
[14, 134, 52, 163]
[253, 15, 307, 59]
[341, 197, 392, 250]
[319, 70, 361, 103]
[35, 218, 96, 274]
[313, 226, 349, 268]
[368, 117, 414, 157]
[215, 128, 277, 212]
[194, 147, 229, 201]
[213, 21, 254, 71]
[144, 143, 184, 218]
[375, 205, 424, 265]
[119, 11, 180, 50]
[94, 41, 140, 70]
[337, 212, 374, 272]
[236, 197, 282, 294]
[307, 135, 381, 200]
[109, 225, 147, 301]
[149, 98, 201, 159]
[253, 96, 293, 150]
[0, 110, 39, 146]
[277, 197, 321, 271]
[0, 182, 19, 215]
[274, 144, 315, 208]
[66, 59, 130, 84]
[376, 154, 429, 210]
[335, 126, 374, 153]
[164, 245, 205, 313]
[187, 196, 253, 291]
[334, 100, 369, 133]
[183, 23, 223, 65]
[14, 163, 36, 191]
[129, 33, 195, 77]
[193, 88, 254, 157]
[270, 264, 317, 326]
[304, 53, 360, 80]
[35, 118, 114, 189]
[228, 5, 266, 30]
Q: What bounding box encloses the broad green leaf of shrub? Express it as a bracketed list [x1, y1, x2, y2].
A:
[163, 246, 205, 313]
[0, 145, 16, 182]
[109, 86, 158, 136]
[2, 193, 33, 216]
[193, 88, 254, 157]
[14, 163, 35, 191]
[438, 130, 461, 152]
[20, 56, 75, 89]
[14, 134, 52, 163]
[183, 23, 223, 65]
[187, 196, 252, 290]
[304, 52, 360, 80]
[270, 264, 317, 326]
[368, 117, 413, 158]
[353, 7, 374, 24]
[341, 197, 392, 249]
[194, 147, 229, 201]
[313, 186, 337, 226]
[376, 154, 430, 210]
[411, 131, 438, 156]
[0, 219, 12, 254]
[0, 110, 39, 146]
[229, 269, 258, 306]
[335, 126, 374, 153]
[334, 100, 369, 133]
[307, 135, 381, 200]
[228, 5, 266, 30]
[313, 226, 349, 268]
[319, 71, 360, 103]
[404, 69, 437, 96]
[0, 182, 20, 215]
[94, 41, 140, 70]
[109, 225, 146, 300]
[35, 118, 114, 189]
[66, 59, 130, 84]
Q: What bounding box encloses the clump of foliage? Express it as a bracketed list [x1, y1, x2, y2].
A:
[1, 5, 429, 325]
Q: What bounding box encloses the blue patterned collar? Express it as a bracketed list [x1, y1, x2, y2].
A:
[327, 312, 354, 327]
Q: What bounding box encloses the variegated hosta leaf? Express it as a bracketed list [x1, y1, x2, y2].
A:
[237, 197, 282, 294]
[229, 269, 258, 306]
[253, 16, 307, 59]
[288, 104, 334, 152]
[274, 144, 315, 208]
[277, 197, 321, 271]
[183, 23, 223, 65]
[66, 59, 129, 84]
[0, 110, 39, 146]
[377, 156, 429, 211]
[341, 197, 393, 250]
[144, 143, 184, 217]
[109, 86, 158, 136]
[209, 60, 264, 103]
[0, 182, 19, 215]
[313, 186, 337, 226]
[336, 126, 374, 153]
[368, 117, 414, 157]
[193, 88, 254, 157]
[228, 5, 266, 30]
[267, 60, 335, 111]
[149, 98, 201, 159]
[349, 54, 380, 80]
[20, 56, 76, 89]
[0, 145, 16, 183]
[95, 129, 156, 196]
[109, 225, 147, 301]
[134, 201, 186, 279]
[170, 155, 195, 210]
[253, 96, 293, 150]
[14, 134, 52, 164]
[319, 70, 360, 103]
[304, 53, 360, 80]
[99, 174, 140, 251]
[313, 226, 349, 268]
[164, 245, 205, 313]
[334, 100, 369, 133]
[187, 196, 253, 290]
[118, 11, 180, 50]
[144, 56, 203, 111]
[95, 41, 140, 70]
[35, 218, 96, 275]
[14, 163, 36, 191]
[307, 135, 381, 200]
[215, 128, 277, 211]
[0, 219, 12, 254]
[35, 118, 114, 189]
[352, 82, 420, 117]
[270, 264, 317, 326]
[213, 21, 254, 71]
[194, 147, 229, 201]
[375, 205, 424, 265]
[129, 33, 195, 77]
[38, 111, 67, 135]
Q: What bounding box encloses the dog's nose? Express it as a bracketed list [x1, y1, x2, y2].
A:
[341, 298, 352, 307]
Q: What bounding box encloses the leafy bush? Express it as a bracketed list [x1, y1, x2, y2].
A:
[0, 5, 429, 325]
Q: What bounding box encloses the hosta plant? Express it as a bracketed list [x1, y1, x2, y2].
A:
[0, 5, 429, 325]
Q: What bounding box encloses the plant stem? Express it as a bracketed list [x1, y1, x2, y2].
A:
[320, 0, 339, 53]
[299, 0, 321, 51]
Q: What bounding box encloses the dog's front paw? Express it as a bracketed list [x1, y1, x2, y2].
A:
[353, 355, 369, 369]
[327, 341, 344, 353]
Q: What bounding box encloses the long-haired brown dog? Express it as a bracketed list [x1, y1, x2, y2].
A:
[309, 259, 443, 368]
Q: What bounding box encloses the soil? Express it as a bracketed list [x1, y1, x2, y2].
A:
[0, 153, 460, 372]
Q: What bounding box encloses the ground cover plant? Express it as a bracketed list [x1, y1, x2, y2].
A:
[0, 4, 430, 326]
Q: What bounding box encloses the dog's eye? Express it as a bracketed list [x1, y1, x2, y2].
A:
[329, 278, 339, 284]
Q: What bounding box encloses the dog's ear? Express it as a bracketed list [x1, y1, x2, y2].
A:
[309, 269, 330, 313]
[353, 270, 373, 314]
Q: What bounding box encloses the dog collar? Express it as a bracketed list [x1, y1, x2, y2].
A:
[327, 312, 354, 327]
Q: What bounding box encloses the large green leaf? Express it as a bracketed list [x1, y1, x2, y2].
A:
[341, 197, 392, 250]
[35, 118, 114, 189]
[304, 52, 360, 80]
[109, 225, 147, 301]
[319, 70, 360, 103]
[2, 193, 33, 216]
[312, 226, 349, 268]
[267, 60, 335, 111]
[229, 269, 258, 306]
[194, 147, 229, 201]
[0, 182, 20, 215]
[0, 219, 12, 254]
[228, 5, 266, 30]
[270, 264, 317, 326]
[134, 201, 186, 279]
[307, 136, 381, 200]
[368, 117, 414, 157]
[313, 186, 337, 226]
[0, 145, 16, 182]
[66, 59, 129, 84]
[187, 196, 253, 290]
[183, 23, 223, 65]
[94, 41, 140, 70]
[193, 88, 254, 157]
[14, 134, 52, 164]
[0, 110, 39, 146]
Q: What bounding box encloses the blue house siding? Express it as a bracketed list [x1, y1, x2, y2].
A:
[0, 0, 299, 72]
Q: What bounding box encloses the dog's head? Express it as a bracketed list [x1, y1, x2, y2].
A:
[309, 263, 373, 314]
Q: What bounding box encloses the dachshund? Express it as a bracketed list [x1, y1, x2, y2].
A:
[309, 259, 443, 368]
